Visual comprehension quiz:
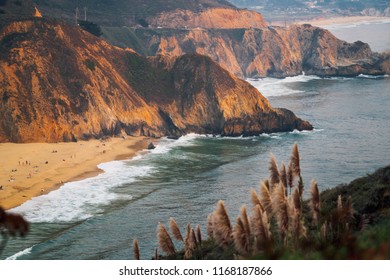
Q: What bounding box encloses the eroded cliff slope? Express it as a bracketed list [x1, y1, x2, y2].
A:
[104, 24, 390, 78]
[0, 18, 312, 143]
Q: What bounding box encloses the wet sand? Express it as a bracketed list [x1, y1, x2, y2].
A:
[0, 137, 154, 210]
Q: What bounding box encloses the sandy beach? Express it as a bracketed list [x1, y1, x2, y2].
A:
[295, 15, 390, 27]
[0, 137, 154, 210]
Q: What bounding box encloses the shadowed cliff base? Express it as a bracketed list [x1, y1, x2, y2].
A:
[0, 17, 312, 143]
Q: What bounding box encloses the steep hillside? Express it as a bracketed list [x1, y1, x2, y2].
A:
[104, 24, 389, 78]
[0, 17, 312, 143]
[34, 0, 236, 27]
[146, 7, 267, 29]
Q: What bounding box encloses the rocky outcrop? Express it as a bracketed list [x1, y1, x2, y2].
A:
[147, 8, 267, 29]
[30, 0, 389, 78]
[105, 23, 389, 78]
[0, 18, 312, 143]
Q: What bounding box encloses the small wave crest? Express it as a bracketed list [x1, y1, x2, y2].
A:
[151, 133, 205, 154]
[357, 74, 389, 79]
[11, 162, 153, 223]
[260, 128, 323, 139]
[5, 246, 33, 260]
[248, 74, 321, 97]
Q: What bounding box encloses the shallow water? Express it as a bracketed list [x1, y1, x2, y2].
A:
[2, 22, 390, 260]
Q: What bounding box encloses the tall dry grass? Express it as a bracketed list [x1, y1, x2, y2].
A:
[207, 213, 214, 239]
[269, 154, 281, 187]
[232, 216, 251, 255]
[157, 223, 176, 256]
[133, 238, 140, 260]
[139, 143, 360, 260]
[260, 181, 273, 216]
[169, 218, 183, 242]
[213, 200, 232, 248]
[196, 224, 202, 245]
[310, 180, 320, 225]
[290, 143, 301, 177]
[272, 183, 290, 244]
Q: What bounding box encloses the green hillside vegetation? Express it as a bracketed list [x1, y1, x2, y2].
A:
[135, 145, 390, 260]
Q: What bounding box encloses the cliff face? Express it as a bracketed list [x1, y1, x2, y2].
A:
[0, 18, 312, 143]
[104, 24, 389, 78]
[147, 8, 267, 29]
[30, 0, 389, 78]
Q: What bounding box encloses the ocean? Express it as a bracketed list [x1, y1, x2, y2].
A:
[2, 21, 390, 260]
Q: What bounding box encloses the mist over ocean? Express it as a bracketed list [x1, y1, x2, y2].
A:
[2, 21, 390, 260]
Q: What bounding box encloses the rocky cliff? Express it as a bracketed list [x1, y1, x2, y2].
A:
[31, 0, 389, 78]
[0, 17, 312, 143]
[146, 7, 267, 29]
[104, 24, 390, 78]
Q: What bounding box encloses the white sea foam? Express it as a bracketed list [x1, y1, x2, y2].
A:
[357, 74, 389, 79]
[151, 133, 204, 154]
[248, 74, 321, 97]
[259, 128, 323, 139]
[11, 161, 153, 223]
[9, 134, 207, 223]
[6, 246, 33, 260]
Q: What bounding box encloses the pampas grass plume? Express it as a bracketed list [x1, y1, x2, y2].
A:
[310, 180, 320, 225]
[157, 223, 176, 256]
[232, 216, 250, 255]
[287, 162, 294, 191]
[133, 239, 140, 260]
[250, 189, 262, 209]
[273, 183, 289, 243]
[213, 200, 232, 247]
[260, 181, 273, 216]
[169, 217, 183, 242]
[280, 162, 288, 191]
[184, 223, 191, 247]
[240, 205, 251, 237]
[196, 224, 202, 245]
[207, 214, 214, 239]
[269, 154, 281, 187]
[292, 187, 301, 215]
[290, 143, 301, 177]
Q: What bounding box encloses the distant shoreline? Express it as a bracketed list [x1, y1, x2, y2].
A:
[294, 15, 390, 27]
[0, 137, 154, 210]
[269, 15, 390, 28]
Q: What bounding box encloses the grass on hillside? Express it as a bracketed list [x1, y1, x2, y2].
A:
[133, 144, 390, 260]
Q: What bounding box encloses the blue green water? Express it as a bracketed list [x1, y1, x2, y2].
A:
[1, 23, 390, 260]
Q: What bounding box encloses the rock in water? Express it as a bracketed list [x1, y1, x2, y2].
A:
[147, 142, 156, 150]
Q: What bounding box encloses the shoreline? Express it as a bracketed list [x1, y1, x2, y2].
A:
[0, 136, 156, 210]
[294, 15, 390, 28]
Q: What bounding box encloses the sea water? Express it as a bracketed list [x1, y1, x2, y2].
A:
[2, 22, 390, 260]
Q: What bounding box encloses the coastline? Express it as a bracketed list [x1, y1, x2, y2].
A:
[0, 136, 155, 210]
[294, 15, 390, 27]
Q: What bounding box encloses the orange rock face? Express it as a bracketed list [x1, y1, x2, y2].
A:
[113, 24, 389, 78]
[147, 8, 268, 29]
[0, 18, 312, 143]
